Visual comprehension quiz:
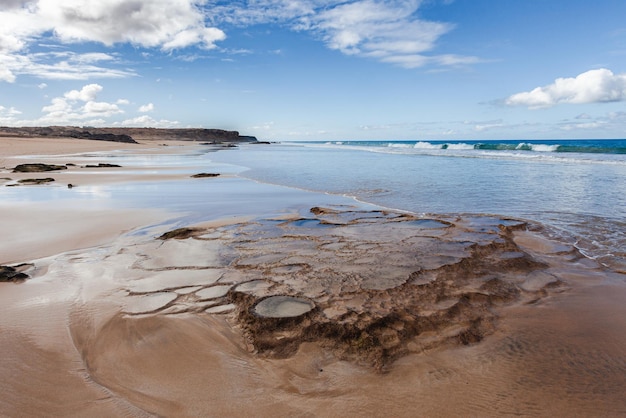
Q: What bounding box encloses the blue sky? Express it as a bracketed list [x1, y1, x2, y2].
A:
[1, 0, 626, 141]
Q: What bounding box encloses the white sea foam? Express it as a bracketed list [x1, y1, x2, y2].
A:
[412, 141, 441, 149]
[446, 143, 475, 150]
[531, 144, 560, 152]
[386, 143, 414, 148]
[516, 143, 560, 152]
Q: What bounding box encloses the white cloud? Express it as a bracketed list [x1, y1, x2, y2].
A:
[162, 28, 226, 51]
[138, 103, 154, 112]
[560, 121, 605, 131]
[558, 110, 626, 133]
[68, 52, 116, 64]
[64, 84, 103, 102]
[506, 69, 626, 109]
[38, 83, 125, 124]
[210, 0, 478, 69]
[0, 64, 16, 83]
[0, 0, 476, 84]
[0, 0, 226, 82]
[119, 115, 180, 128]
[83, 100, 123, 116]
[35, 0, 225, 49]
[0, 105, 22, 124]
[0, 51, 135, 82]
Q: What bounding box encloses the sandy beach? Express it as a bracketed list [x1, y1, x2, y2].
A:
[1, 137, 625, 417]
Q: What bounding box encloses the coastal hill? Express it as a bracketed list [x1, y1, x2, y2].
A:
[0, 126, 258, 144]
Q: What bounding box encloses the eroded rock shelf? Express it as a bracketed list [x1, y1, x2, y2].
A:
[119, 207, 581, 369]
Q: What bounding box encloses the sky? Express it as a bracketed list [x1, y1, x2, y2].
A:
[1, 0, 626, 141]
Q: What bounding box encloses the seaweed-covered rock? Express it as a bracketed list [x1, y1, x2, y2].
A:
[13, 163, 67, 172]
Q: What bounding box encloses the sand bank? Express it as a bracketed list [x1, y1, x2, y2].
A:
[1, 137, 625, 417]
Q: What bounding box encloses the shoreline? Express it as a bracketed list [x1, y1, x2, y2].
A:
[1, 137, 625, 416]
[0, 137, 202, 264]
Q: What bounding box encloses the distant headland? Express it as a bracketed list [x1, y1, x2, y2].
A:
[0, 126, 258, 144]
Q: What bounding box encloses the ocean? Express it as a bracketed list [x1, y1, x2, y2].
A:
[2, 138, 624, 271]
[209, 139, 626, 271]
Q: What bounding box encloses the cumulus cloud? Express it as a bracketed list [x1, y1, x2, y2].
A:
[64, 84, 103, 102]
[39, 83, 125, 124]
[506, 69, 626, 109]
[1, 83, 179, 127]
[0, 0, 225, 82]
[31, 0, 225, 49]
[138, 103, 154, 113]
[0, 0, 476, 83]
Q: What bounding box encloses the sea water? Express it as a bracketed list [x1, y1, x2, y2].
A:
[2, 139, 624, 270]
[208, 139, 626, 270]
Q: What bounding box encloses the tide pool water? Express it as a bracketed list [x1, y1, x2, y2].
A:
[209, 140, 626, 270]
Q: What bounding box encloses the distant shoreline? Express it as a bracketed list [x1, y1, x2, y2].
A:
[0, 126, 258, 144]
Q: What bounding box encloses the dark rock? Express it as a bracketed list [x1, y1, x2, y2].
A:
[13, 163, 67, 172]
[0, 265, 31, 282]
[191, 173, 220, 178]
[18, 178, 55, 184]
[158, 227, 202, 240]
[84, 163, 122, 168]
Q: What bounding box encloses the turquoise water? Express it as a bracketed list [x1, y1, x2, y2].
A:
[315, 139, 626, 155]
[209, 140, 626, 269]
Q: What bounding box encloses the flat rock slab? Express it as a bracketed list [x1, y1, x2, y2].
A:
[17, 178, 55, 185]
[254, 296, 315, 318]
[13, 163, 67, 172]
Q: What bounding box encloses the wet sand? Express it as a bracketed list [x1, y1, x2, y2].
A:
[1, 137, 625, 417]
